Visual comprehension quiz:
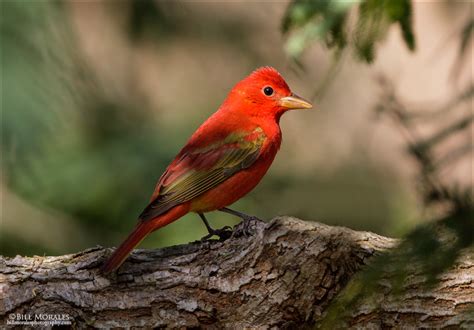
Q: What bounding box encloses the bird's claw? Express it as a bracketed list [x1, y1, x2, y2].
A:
[231, 216, 262, 238]
[200, 226, 233, 241]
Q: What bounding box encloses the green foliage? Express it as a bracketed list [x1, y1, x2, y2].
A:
[282, 0, 352, 59]
[283, 0, 415, 62]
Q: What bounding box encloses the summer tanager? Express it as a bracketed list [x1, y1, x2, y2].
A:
[102, 67, 312, 273]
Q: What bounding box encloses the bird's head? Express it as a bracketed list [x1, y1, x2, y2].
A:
[225, 67, 313, 121]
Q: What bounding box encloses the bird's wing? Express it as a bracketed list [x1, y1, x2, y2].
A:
[139, 127, 266, 221]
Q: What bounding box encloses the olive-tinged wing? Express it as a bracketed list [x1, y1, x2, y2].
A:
[139, 129, 265, 221]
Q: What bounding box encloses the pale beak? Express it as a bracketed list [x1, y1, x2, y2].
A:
[278, 94, 313, 110]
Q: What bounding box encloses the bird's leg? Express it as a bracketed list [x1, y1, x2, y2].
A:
[219, 207, 262, 222]
[218, 207, 262, 237]
[198, 213, 232, 241]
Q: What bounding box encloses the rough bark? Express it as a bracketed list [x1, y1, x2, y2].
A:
[0, 217, 472, 328]
[330, 248, 474, 329]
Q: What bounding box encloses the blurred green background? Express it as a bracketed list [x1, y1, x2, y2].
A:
[1, 0, 471, 257]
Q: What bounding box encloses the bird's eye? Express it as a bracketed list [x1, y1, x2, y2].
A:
[263, 86, 274, 96]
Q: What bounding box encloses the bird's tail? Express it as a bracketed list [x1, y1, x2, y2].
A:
[101, 206, 188, 273]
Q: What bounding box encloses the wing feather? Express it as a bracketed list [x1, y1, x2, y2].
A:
[139, 128, 265, 221]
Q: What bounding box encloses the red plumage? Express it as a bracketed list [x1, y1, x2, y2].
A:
[101, 67, 312, 273]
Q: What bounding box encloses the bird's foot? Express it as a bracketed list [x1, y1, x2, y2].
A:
[231, 215, 262, 238]
[200, 226, 233, 241]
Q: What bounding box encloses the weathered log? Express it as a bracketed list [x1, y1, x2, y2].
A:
[0, 217, 472, 328]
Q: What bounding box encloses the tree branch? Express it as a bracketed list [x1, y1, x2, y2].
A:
[1, 217, 471, 328]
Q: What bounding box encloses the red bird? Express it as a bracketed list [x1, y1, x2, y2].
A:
[102, 67, 312, 273]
